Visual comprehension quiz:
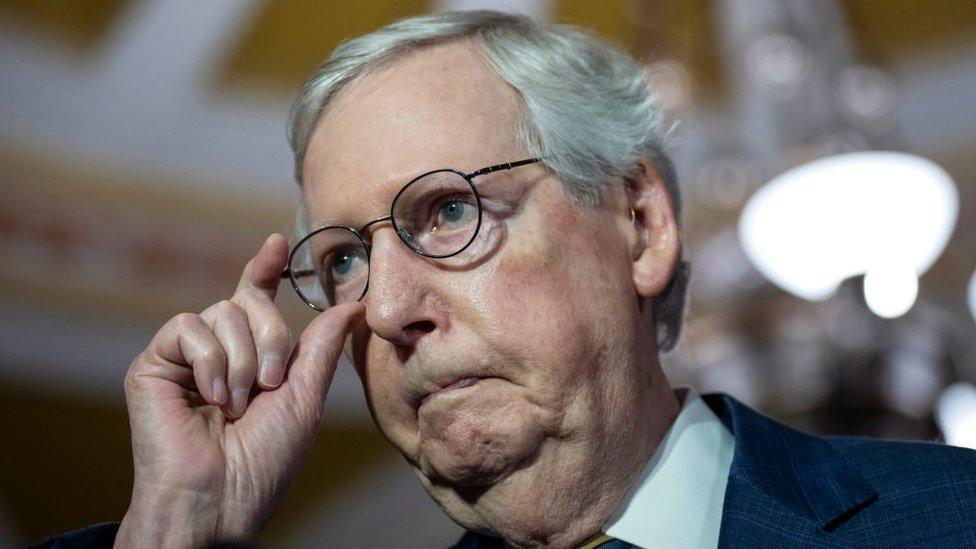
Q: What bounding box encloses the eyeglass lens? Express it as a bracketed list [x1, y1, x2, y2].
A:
[288, 170, 480, 310]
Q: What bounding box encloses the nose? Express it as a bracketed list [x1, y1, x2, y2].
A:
[364, 228, 446, 348]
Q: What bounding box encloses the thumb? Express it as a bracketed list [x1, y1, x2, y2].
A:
[286, 302, 365, 419]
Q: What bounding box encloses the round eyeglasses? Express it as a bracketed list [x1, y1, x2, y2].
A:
[281, 158, 541, 311]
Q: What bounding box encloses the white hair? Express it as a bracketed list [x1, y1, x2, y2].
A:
[287, 10, 690, 352]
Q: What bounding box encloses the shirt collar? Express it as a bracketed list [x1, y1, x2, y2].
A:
[602, 388, 735, 549]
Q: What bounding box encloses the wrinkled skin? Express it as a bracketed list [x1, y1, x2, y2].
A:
[116, 232, 366, 548]
[302, 40, 682, 547]
[115, 39, 682, 549]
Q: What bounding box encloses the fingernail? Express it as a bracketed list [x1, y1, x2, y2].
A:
[212, 377, 228, 404]
[231, 388, 248, 416]
[260, 355, 284, 387]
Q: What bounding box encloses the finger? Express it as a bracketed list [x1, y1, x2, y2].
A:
[234, 288, 292, 390]
[236, 233, 289, 302]
[146, 313, 228, 406]
[286, 302, 366, 421]
[201, 301, 258, 418]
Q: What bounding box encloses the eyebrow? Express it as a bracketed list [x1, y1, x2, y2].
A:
[305, 195, 384, 233]
[307, 218, 343, 232]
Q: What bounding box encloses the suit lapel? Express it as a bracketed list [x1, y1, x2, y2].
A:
[703, 394, 878, 545]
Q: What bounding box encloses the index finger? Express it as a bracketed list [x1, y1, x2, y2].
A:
[236, 233, 290, 300]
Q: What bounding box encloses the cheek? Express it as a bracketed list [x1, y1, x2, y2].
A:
[483, 205, 626, 333]
[469, 206, 628, 393]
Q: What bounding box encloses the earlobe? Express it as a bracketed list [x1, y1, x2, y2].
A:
[627, 159, 680, 298]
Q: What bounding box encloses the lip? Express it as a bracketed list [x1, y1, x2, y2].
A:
[419, 376, 484, 405]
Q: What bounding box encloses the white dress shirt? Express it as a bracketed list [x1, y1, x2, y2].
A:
[602, 389, 735, 549]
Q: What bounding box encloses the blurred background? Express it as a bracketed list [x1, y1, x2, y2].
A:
[1, 0, 974, 546]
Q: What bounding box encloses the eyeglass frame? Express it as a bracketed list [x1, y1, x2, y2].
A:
[280, 157, 543, 311]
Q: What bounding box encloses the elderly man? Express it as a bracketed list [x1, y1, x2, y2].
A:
[40, 10, 976, 549]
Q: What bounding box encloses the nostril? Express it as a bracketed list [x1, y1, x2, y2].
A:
[403, 320, 436, 339]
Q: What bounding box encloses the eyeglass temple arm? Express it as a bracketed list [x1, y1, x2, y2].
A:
[466, 157, 541, 178]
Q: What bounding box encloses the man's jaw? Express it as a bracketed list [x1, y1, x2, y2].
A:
[411, 376, 536, 487]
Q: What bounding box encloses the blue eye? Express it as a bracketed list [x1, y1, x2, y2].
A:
[330, 251, 355, 277]
[437, 198, 478, 228]
[440, 199, 466, 223]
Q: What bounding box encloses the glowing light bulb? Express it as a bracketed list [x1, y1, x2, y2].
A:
[863, 265, 918, 318]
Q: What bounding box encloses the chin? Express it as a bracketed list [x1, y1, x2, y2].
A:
[415, 380, 545, 487]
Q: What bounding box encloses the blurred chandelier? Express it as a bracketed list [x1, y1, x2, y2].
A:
[738, 151, 958, 319]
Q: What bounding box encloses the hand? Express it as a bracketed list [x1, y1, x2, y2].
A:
[115, 234, 365, 548]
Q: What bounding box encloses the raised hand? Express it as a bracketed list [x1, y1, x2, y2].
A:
[115, 234, 364, 548]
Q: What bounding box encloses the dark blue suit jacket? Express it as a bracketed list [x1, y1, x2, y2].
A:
[36, 394, 976, 548]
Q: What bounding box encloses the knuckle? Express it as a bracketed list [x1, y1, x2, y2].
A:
[123, 363, 139, 394]
[207, 300, 245, 326]
[172, 311, 199, 329]
[215, 299, 241, 315]
[257, 322, 291, 347]
[124, 350, 150, 395]
[197, 346, 227, 369]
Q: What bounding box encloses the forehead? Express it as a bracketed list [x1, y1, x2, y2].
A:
[302, 40, 525, 223]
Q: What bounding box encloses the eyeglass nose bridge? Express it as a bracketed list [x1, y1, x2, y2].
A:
[350, 212, 433, 307]
[358, 215, 393, 237]
[355, 214, 419, 254]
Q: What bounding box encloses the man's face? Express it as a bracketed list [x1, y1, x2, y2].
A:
[302, 41, 651, 518]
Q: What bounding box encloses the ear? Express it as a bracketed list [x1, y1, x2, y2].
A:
[626, 158, 680, 298]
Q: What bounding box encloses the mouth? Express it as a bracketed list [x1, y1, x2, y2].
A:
[419, 376, 484, 406]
